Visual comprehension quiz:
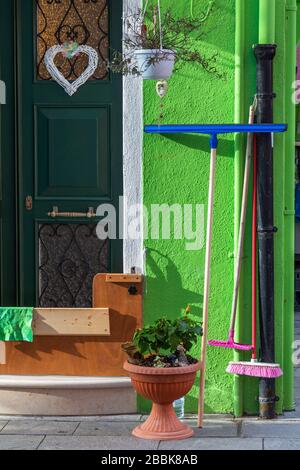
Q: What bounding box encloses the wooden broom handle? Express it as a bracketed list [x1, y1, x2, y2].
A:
[198, 106, 256, 427]
[229, 105, 255, 332]
[252, 135, 258, 359]
[198, 146, 217, 428]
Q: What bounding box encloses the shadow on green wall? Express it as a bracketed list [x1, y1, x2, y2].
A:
[145, 247, 203, 320]
[161, 134, 234, 158]
[140, 248, 234, 414]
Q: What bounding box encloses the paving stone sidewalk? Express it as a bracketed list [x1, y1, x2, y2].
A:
[0, 414, 299, 450]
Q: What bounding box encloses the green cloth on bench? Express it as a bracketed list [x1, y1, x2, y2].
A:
[0, 307, 34, 342]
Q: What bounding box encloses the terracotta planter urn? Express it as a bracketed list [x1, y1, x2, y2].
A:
[124, 360, 201, 441]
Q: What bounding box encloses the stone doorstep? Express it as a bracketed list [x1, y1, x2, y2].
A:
[0, 375, 132, 389]
[0, 387, 137, 416]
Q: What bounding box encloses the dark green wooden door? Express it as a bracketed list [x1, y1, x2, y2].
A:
[0, 2, 17, 306]
[2, 1, 123, 307]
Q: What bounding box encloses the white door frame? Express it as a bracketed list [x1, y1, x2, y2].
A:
[122, 0, 144, 273]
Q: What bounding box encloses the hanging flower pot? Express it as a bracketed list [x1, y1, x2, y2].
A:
[108, 2, 219, 83]
[108, 0, 221, 120]
[133, 49, 175, 80]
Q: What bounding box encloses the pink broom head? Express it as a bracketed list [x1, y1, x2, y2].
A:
[208, 330, 252, 351]
[208, 339, 253, 351]
[226, 361, 283, 379]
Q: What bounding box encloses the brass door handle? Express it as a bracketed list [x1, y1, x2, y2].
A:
[48, 206, 97, 218]
[25, 195, 33, 211]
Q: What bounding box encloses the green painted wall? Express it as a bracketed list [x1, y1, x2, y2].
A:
[141, 0, 296, 415]
[142, 0, 236, 414]
[282, 0, 296, 412]
[297, 0, 300, 44]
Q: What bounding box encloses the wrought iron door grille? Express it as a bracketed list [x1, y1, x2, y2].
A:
[38, 224, 109, 307]
[36, 0, 109, 80]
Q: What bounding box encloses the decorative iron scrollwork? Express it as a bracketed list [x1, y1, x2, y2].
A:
[38, 224, 109, 307]
[37, 0, 109, 81]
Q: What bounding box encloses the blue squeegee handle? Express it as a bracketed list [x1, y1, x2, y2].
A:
[144, 124, 287, 135]
[210, 134, 219, 150]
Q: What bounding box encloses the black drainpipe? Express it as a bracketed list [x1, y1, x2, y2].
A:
[253, 44, 277, 419]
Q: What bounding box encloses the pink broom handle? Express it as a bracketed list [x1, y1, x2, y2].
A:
[228, 105, 255, 339]
[252, 135, 257, 360]
[198, 144, 217, 428]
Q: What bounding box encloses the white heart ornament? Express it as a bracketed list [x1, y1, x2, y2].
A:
[44, 45, 99, 96]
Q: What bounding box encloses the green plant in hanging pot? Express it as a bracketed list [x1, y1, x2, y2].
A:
[108, 1, 218, 81]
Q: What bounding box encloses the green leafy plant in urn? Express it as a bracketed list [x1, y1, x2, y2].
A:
[122, 307, 202, 440]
